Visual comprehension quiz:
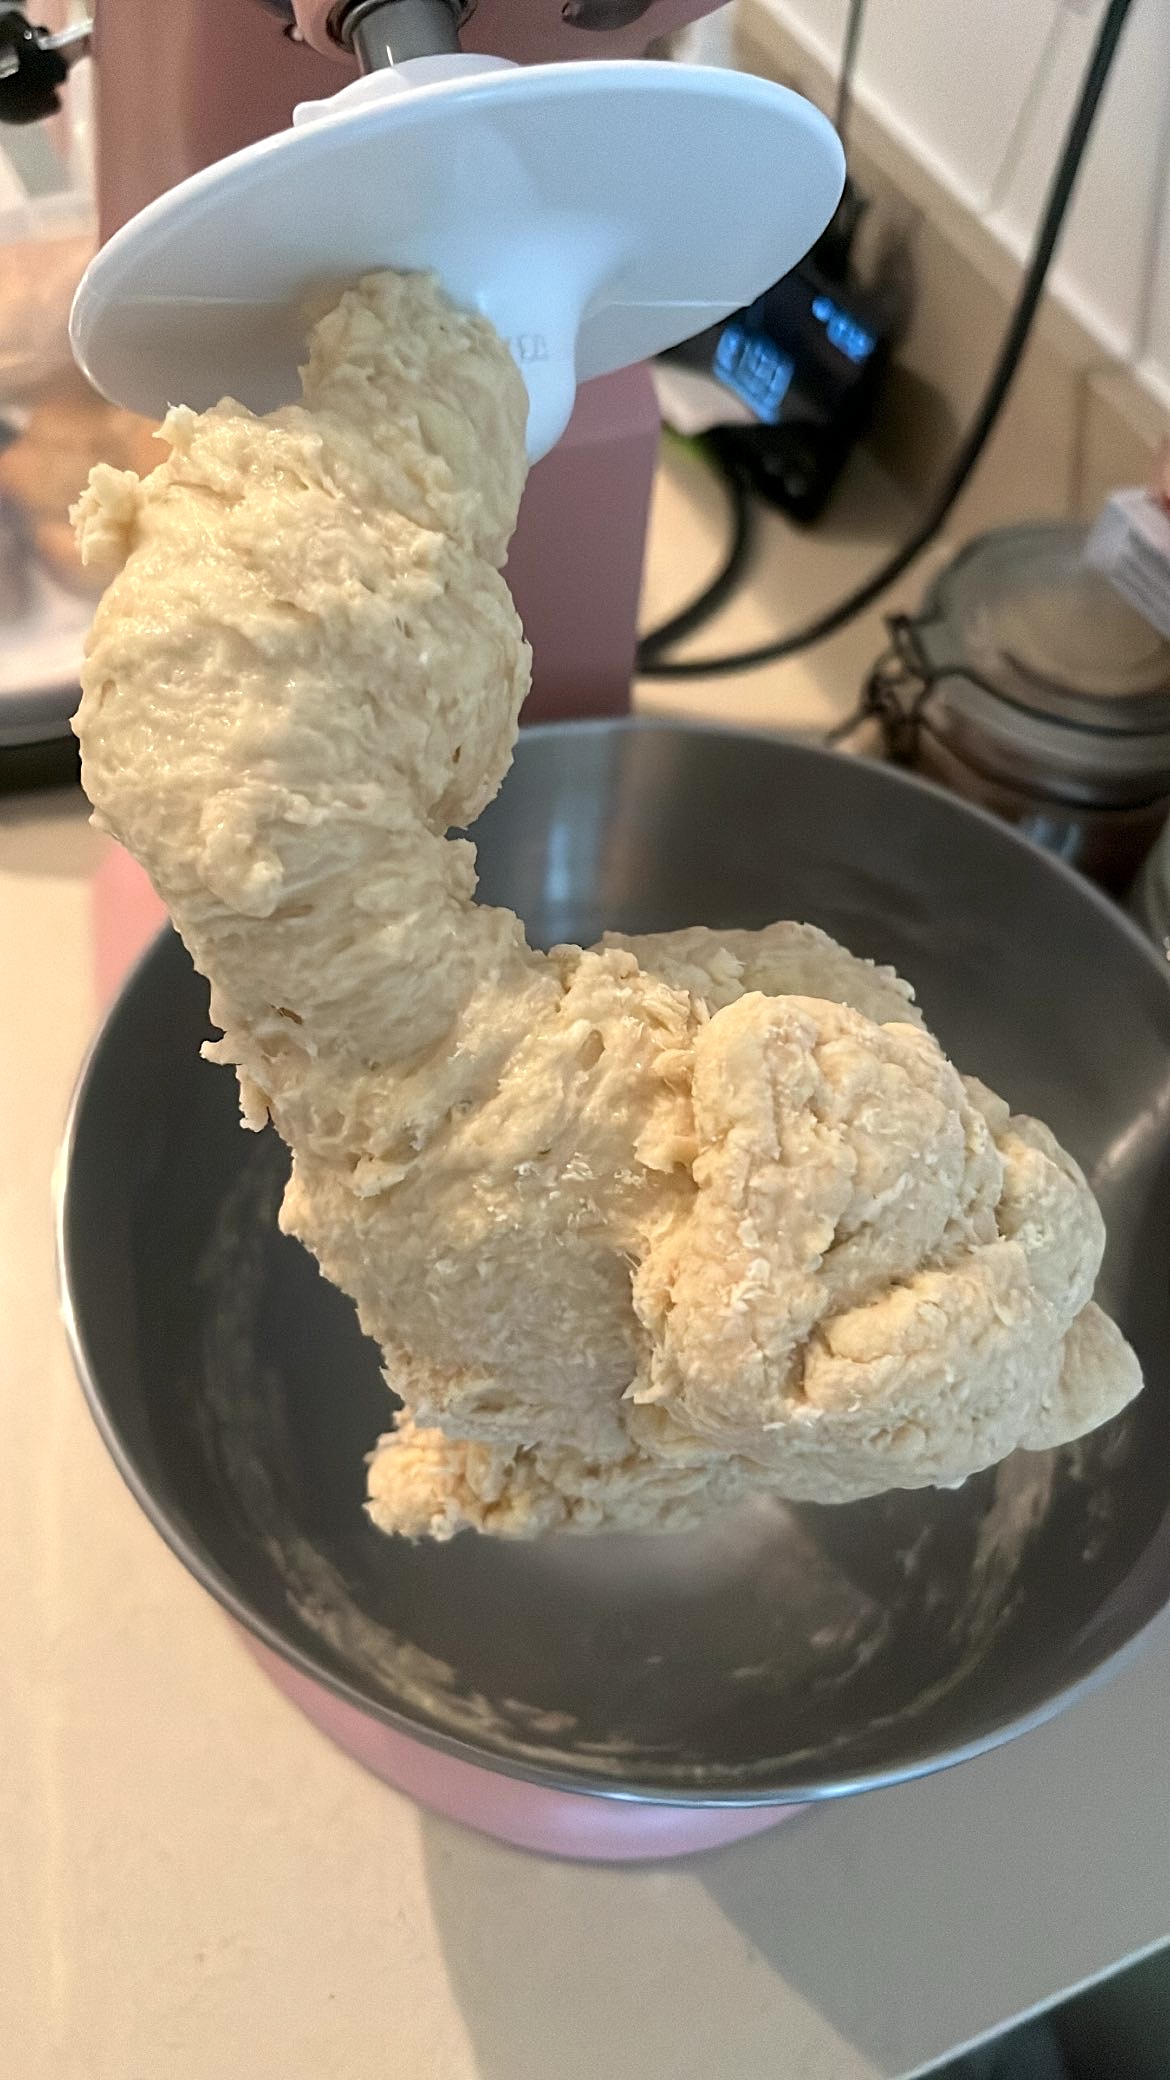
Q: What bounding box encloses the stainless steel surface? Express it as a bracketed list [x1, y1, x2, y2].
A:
[339, 0, 465, 65]
[0, 681, 80, 751]
[1134, 820, 1170, 963]
[60, 721, 1170, 1805]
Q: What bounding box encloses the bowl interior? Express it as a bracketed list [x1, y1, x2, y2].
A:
[62, 724, 1170, 1801]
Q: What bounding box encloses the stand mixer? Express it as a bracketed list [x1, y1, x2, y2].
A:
[18, 0, 945, 1867]
[40, 3, 1170, 1866]
[5, 0, 843, 715]
[14, 0, 847, 1856]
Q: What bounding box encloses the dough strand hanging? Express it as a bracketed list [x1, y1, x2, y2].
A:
[72, 272, 1142, 1540]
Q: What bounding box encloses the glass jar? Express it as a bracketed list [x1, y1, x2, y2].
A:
[868, 523, 1170, 893]
[1132, 819, 1170, 961]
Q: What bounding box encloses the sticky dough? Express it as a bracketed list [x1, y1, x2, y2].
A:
[72, 272, 1142, 1540]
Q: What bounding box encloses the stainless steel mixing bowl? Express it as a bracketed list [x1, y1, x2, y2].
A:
[60, 721, 1170, 1808]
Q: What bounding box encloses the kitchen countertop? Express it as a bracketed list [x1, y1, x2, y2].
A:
[636, 436, 948, 736]
[4, 443, 1170, 2080]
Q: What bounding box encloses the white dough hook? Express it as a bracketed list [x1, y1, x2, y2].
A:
[70, 52, 845, 463]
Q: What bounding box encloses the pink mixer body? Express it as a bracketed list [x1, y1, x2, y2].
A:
[90, 0, 714, 718]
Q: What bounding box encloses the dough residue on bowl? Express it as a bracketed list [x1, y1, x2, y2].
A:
[71, 270, 1143, 1541]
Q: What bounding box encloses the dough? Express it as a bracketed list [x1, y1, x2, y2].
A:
[72, 272, 1142, 1541]
[0, 367, 160, 598]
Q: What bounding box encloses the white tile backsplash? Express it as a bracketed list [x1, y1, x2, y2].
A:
[738, 0, 1170, 522]
[991, 0, 1170, 368]
[754, 0, 1170, 405]
[760, 0, 1065, 207]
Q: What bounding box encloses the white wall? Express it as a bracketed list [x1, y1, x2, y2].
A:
[757, 0, 1170, 408]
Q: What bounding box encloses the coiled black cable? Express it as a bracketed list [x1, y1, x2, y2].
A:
[637, 0, 1135, 680]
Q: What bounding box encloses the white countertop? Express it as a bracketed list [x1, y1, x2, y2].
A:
[4, 445, 1169, 2080]
[635, 436, 946, 737]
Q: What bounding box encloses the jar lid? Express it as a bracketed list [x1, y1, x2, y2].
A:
[918, 522, 1170, 734]
[903, 522, 1170, 804]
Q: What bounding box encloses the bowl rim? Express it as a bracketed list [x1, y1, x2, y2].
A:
[56, 717, 1170, 1806]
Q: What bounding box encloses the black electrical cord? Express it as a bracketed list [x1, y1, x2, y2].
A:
[637, 0, 1135, 682]
[637, 441, 758, 662]
[834, 0, 867, 144]
[639, 0, 866, 664]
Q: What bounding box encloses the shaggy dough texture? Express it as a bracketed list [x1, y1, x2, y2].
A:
[72, 271, 1142, 1540]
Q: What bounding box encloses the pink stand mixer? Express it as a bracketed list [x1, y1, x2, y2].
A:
[61, 0, 844, 723]
[39, 0, 844, 1857]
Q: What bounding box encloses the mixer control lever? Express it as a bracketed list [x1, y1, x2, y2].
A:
[0, 10, 90, 123]
[560, 0, 654, 30]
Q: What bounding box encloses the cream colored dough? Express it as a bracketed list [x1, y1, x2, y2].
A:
[73, 272, 1142, 1540]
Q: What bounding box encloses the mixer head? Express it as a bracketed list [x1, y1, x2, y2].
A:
[70, 0, 845, 460]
